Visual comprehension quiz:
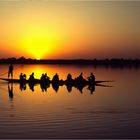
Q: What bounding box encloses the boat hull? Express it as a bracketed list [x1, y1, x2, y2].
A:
[0, 78, 108, 85]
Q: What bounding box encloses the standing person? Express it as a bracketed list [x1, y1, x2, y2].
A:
[8, 64, 14, 79]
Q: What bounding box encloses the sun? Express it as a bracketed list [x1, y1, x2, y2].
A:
[20, 31, 55, 59]
[18, 24, 64, 59]
[36, 57, 40, 60]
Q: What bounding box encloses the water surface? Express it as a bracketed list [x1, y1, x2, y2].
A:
[0, 64, 140, 138]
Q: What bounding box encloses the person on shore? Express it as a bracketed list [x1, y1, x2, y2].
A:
[8, 64, 14, 79]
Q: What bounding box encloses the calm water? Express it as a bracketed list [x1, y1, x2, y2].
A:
[0, 64, 140, 138]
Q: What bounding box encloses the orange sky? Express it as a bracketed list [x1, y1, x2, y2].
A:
[0, 1, 140, 59]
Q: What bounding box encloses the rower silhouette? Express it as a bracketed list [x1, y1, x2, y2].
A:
[19, 73, 23, 81]
[66, 73, 73, 83]
[87, 72, 95, 83]
[19, 73, 27, 91]
[66, 73, 73, 92]
[8, 64, 13, 79]
[29, 72, 34, 82]
[28, 73, 35, 92]
[52, 73, 59, 83]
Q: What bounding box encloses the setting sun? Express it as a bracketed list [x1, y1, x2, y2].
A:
[21, 37, 52, 59]
[19, 26, 57, 59]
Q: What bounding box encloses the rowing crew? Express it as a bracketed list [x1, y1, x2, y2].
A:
[19, 72, 95, 83]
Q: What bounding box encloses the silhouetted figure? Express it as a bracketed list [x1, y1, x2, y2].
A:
[73, 73, 88, 93]
[51, 73, 59, 92]
[75, 72, 85, 82]
[74, 73, 86, 92]
[40, 73, 49, 92]
[87, 73, 95, 83]
[52, 73, 59, 83]
[23, 74, 26, 81]
[29, 72, 34, 82]
[44, 73, 50, 81]
[65, 73, 73, 92]
[19, 73, 23, 81]
[8, 83, 13, 99]
[40, 74, 45, 81]
[40, 73, 50, 85]
[66, 73, 73, 83]
[8, 64, 13, 78]
[28, 73, 35, 92]
[79, 72, 83, 79]
[20, 73, 27, 83]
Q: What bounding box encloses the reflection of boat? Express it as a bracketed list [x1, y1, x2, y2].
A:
[0, 78, 112, 94]
[1, 78, 112, 97]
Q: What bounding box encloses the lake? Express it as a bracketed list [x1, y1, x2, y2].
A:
[0, 64, 140, 138]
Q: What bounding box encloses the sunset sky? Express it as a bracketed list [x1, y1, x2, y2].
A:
[0, 0, 140, 59]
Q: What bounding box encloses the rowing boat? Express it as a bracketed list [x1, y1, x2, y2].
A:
[0, 78, 109, 85]
[0, 78, 39, 83]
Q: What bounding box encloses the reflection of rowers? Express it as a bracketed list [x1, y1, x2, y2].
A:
[20, 82, 26, 91]
[6, 72, 106, 94]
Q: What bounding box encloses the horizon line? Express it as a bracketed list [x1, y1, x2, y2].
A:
[0, 57, 140, 60]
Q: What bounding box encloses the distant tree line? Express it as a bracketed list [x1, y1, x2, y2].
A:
[0, 57, 140, 68]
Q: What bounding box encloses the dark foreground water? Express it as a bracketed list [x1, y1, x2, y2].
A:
[0, 64, 140, 138]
